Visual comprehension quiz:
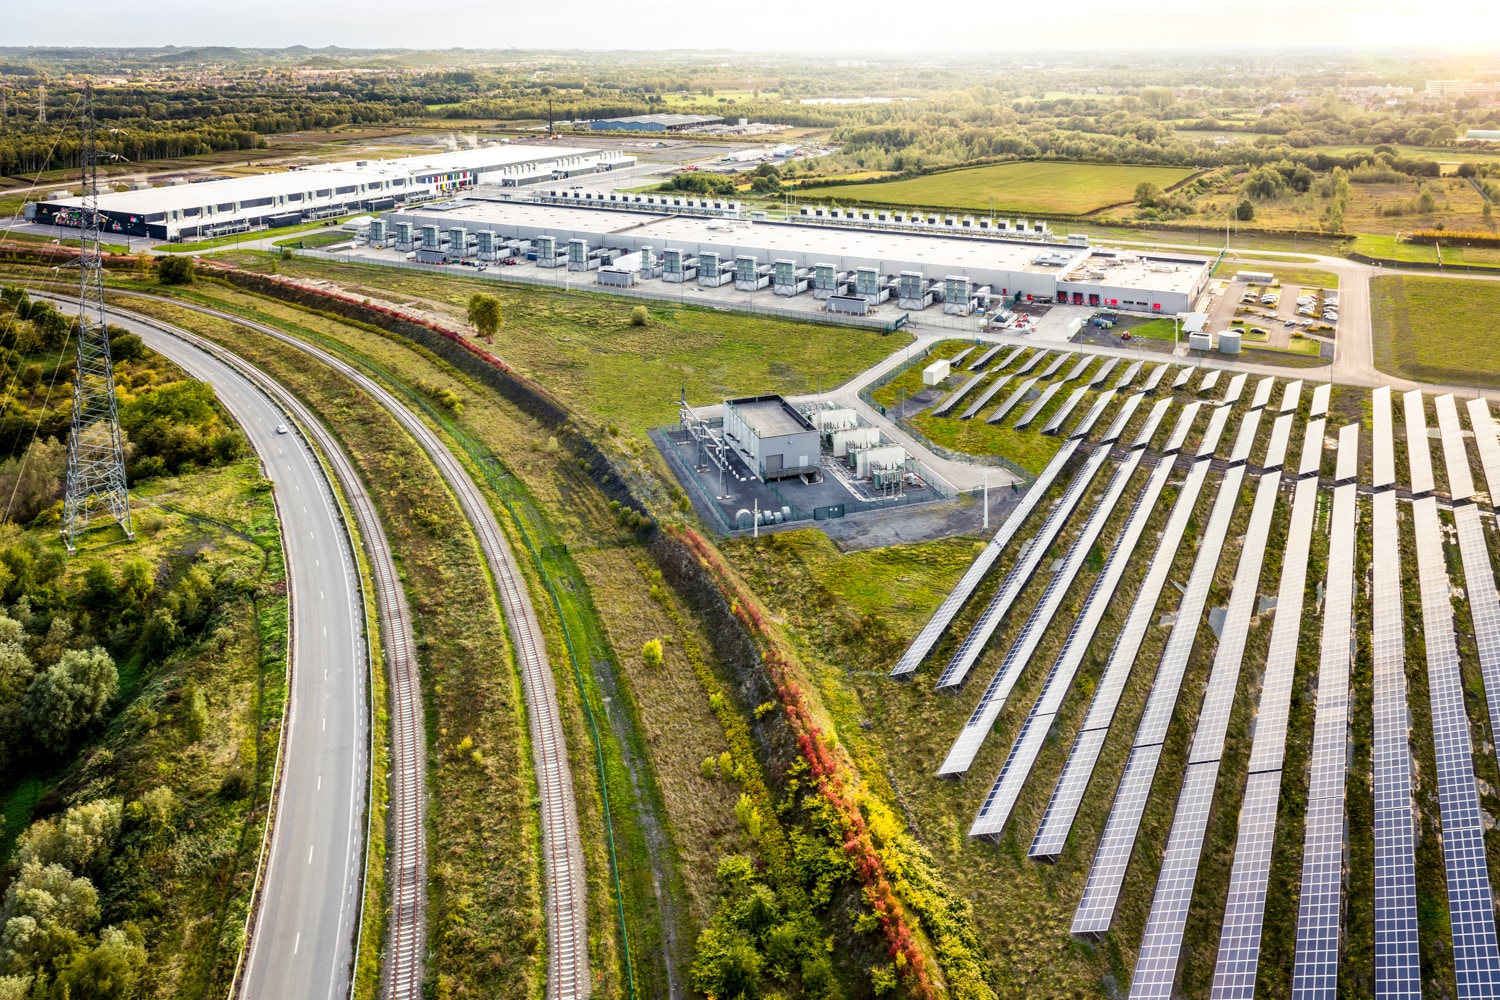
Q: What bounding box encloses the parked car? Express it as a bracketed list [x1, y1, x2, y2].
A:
[1250, 327, 1269, 336]
[1285, 319, 1298, 327]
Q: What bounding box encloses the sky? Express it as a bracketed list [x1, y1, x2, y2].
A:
[6, 0, 1500, 53]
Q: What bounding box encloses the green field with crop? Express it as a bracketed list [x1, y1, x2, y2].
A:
[794, 161, 1199, 215]
[1372, 274, 1500, 385]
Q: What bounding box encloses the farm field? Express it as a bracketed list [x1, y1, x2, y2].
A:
[1371, 274, 1500, 385]
[793, 161, 1200, 215]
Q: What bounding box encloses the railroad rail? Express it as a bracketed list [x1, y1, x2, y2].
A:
[105, 292, 590, 1000]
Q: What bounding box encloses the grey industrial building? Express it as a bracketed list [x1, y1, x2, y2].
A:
[379, 199, 1212, 315]
[722, 396, 821, 480]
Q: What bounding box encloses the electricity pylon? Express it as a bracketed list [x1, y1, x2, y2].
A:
[62, 83, 133, 553]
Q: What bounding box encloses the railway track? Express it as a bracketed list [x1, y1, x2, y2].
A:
[105, 292, 590, 1000]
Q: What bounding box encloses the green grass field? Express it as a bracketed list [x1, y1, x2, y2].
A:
[794, 161, 1199, 216]
[1351, 234, 1500, 268]
[1371, 274, 1500, 385]
[1215, 261, 1341, 289]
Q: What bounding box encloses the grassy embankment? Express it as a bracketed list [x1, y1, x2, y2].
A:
[1372, 275, 1500, 387]
[792, 161, 1199, 215]
[100, 295, 551, 999]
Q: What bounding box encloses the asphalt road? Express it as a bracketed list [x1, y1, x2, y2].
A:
[100, 309, 368, 1000]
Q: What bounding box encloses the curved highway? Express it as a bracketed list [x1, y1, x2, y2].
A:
[98, 292, 591, 1000]
[71, 305, 372, 999]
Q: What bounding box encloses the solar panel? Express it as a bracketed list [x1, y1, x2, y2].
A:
[1369, 490, 1421, 1000]
[1172, 366, 1197, 390]
[1132, 398, 1174, 450]
[987, 376, 1040, 424]
[1263, 413, 1294, 470]
[948, 345, 977, 368]
[931, 370, 992, 417]
[1062, 353, 1094, 382]
[1404, 390, 1435, 495]
[1251, 376, 1276, 411]
[1198, 401, 1237, 458]
[1298, 417, 1326, 477]
[1310, 382, 1331, 416]
[935, 447, 1114, 691]
[1435, 394, 1476, 499]
[1126, 468, 1282, 996]
[889, 440, 1082, 678]
[1452, 505, 1500, 779]
[1041, 385, 1092, 435]
[1198, 369, 1222, 395]
[1466, 398, 1500, 506]
[1015, 349, 1050, 376]
[959, 374, 1013, 420]
[1281, 379, 1304, 413]
[1069, 389, 1118, 439]
[970, 343, 1006, 369]
[1028, 459, 1215, 856]
[1088, 357, 1120, 388]
[1013, 381, 1063, 429]
[1100, 392, 1146, 444]
[1141, 363, 1168, 393]
[1221, 372, 1248, 406]
[1335, 422, 1359, 482]
[1037, 351, 1070, 380]
[1411, 496, 1500, 997]
[1113, 359, 1143, 390]
[1290, 477, 1358, 997]
[1227, 407, 1260, 464]
[1210, 474, 1321, 997]
[940, 450, 1145, 777]
[1372, 386, 1396, 488]
[1163, 401, 1203, 454]
[1071, 464, 1247, 931]
[967, 461, 1175, 834]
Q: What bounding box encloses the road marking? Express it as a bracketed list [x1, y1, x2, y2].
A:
[294, 932, 300, 955]
[318, 775, 322, 791]
[309, 845, 314, 864]
[322, 717, 326, 732]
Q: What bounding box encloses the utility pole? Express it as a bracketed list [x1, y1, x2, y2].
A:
[983, 471, 989, 530]
[62, 83, 133, 553]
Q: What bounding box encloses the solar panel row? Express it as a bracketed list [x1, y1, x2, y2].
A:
[959, 374, 1014, 420]
[1372, 386, 1396, 489]
[1221, 372, 1248, 406]
[1071, 463, 1249, 934]
[1370, 489, 1421, 1000]
[1199, 369, 1222, 395]
[1281, 379, 1304, 414]
[1063, 353, 1094, 382]
[1198, 404, 1234, 458]
[1435, 394, 1477, 499]
[940, 449, 1148, 777]
[1173, 366, 1197, 390]
[1015, 348, 1050, 376]
[1264, 413, 1295, 471]
[888, 440, 1082, 677]
[1163, 401, 1204, 454]
[1210, 475, 1322, 998]
[1228, 410, 1262, 466]
[1251, 376, 1276, 411]
[1093, 390, 1143, 443]
[1028, 459, 1216, 856]
[1041, 385, 1093, 435]
[1133, 398, 1175, 450]
[1411, 496, 1500, 999]
[1013, 381, 1064, 430]
[1466, 398, 1500, 505]
[1127, 471, 1282, 999]
[1310, 382, 1331, 417]
[1089, 357, 1121, 387]
[988, 376, 1040, 424]
[1037, 351, 1071, 380]
[969, 343, 1006, 370]
[966, 459, 1175, 835]
[1290, 474, 1358, 998]
[936, 446, 1115, 690]
[931, 370, 992, 417]
[1452, 504, 1500, 800]
[1299, 418, 1327, 478]
[1404, 390, 1435, 495]
[948, 345, 977, 368]
[1141, 363, 1168, 393]
[1114, 359, 1144, 391]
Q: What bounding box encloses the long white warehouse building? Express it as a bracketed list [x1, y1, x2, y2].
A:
[31, 144, 634, 241]
[381, 199, 1213, 314]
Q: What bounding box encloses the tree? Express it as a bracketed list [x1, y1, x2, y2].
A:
[156, 256, 194, 285]
[58, 924, 146, 1000]
[1235, 199, 1256, 221]
[1134, 182, 1160, 208]
[15, 800, 122, 872]
[466, 293, 501, 341]
[0, 438, 67, 525]
[21, 648, 117, 753]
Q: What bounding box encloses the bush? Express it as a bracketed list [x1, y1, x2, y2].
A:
[641, 638, 663, 669]
[629, 305, 649, 326]
[22, 647, 118, 753]
[156, 256, 194, 285]
[1236, 198, 1256, 221]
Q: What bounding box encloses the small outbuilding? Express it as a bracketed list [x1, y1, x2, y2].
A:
[922, 359, 951, 386]
[722, 395, 820, 480]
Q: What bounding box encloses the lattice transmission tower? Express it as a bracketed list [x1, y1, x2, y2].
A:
[62, 84, 133, 553]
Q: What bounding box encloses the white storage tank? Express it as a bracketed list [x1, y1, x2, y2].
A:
[1218, 330, 1242, 355]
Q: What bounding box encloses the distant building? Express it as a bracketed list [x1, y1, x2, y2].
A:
[1467, 130, 1500, 142]
[1426, 80, 1500, 99]
[588, 113, 725, 132]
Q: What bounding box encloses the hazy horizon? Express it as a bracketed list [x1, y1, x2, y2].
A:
[7, 0, 1500, 56]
